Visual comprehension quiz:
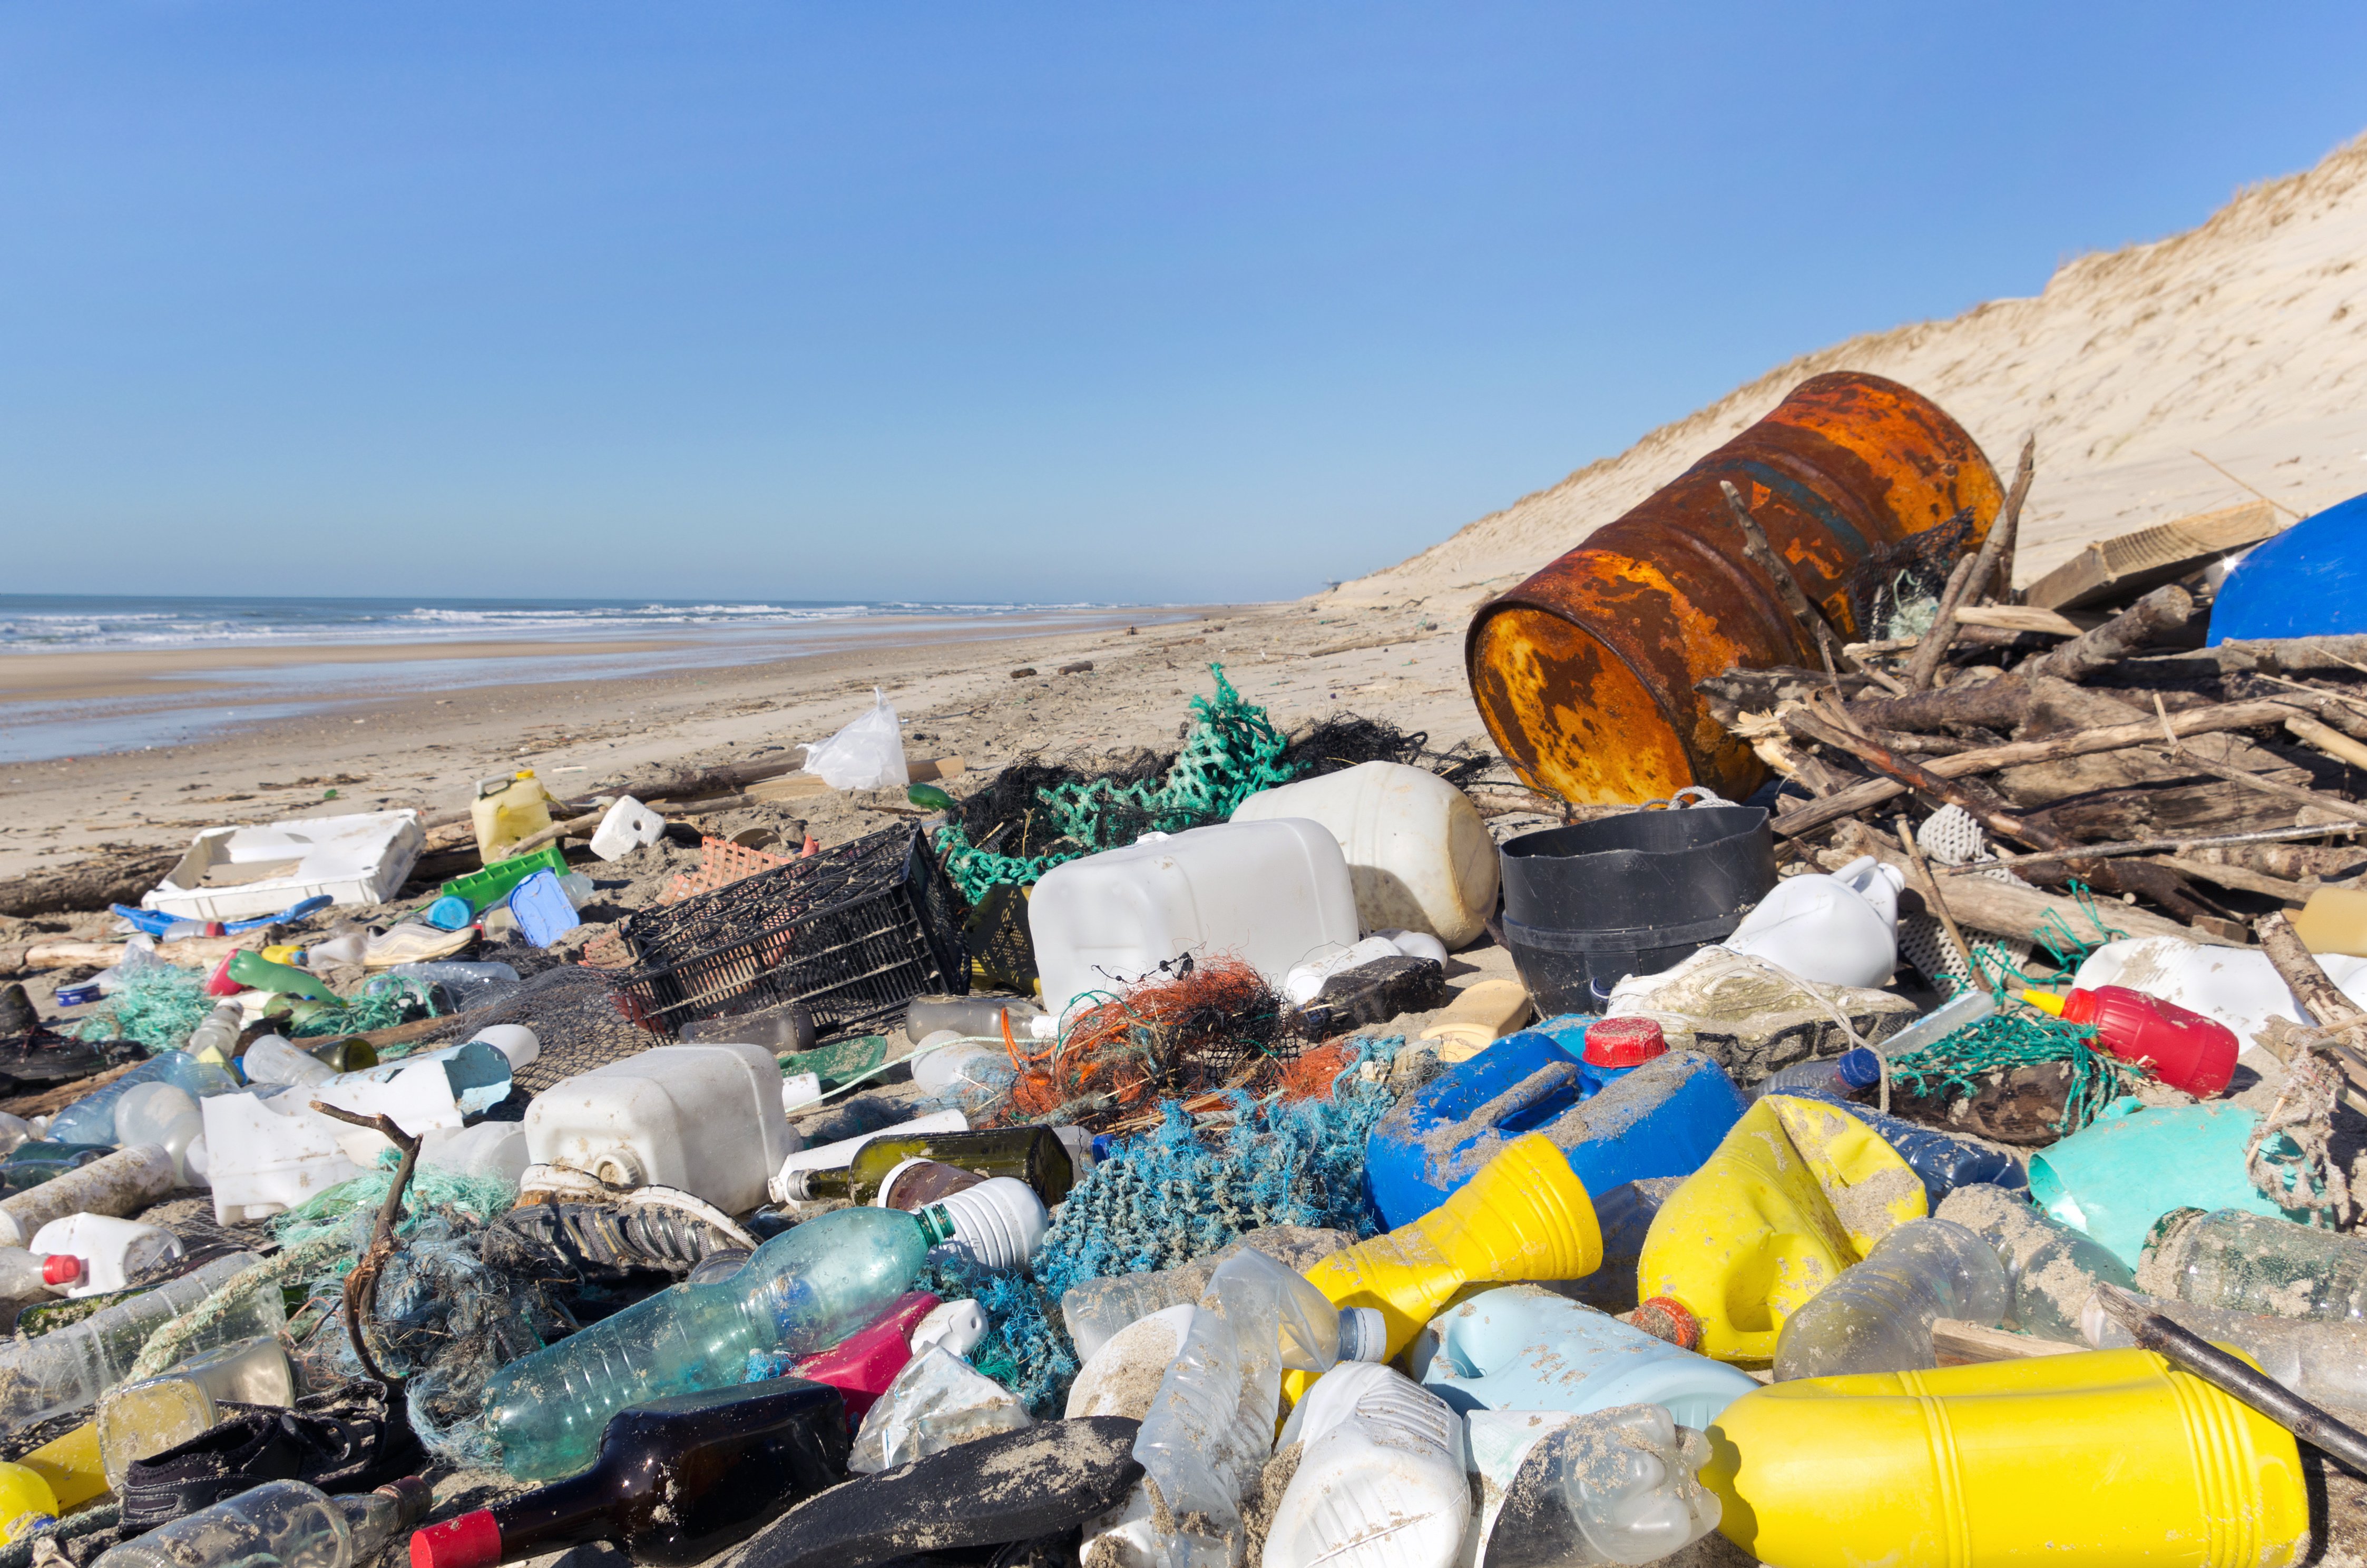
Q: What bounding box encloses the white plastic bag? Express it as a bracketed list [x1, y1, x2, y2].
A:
[849, 1344, 1032, 1473]
[801, 688, 908, 791]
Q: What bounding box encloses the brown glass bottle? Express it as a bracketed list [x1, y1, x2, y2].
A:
[781, 1125, 1073, 1205]
[408, 1377, 847, 1568]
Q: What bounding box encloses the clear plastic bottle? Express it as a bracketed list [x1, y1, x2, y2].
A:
[2138, 1207, 2367, 1321]
[483, 1204, 954, 1481]
[1772, 1218, 2009, 1381]
[240, 1035, 337, 1089]
[92, 1477, 428, 1568]
[0, 1248, 70, 1300]
[1474, 1404, 1723, 1568]
[2079, 1290, 2367, 1421]
[49, 1053, 238, 1148]
[114, 1084, 207, 1187]
[0, 1250, 272, 1432]
[1060, 1227, 1356, 1362]
[1264, 1363, 1469, 1568]
[0, 1115, 32, 1161]
[182, 1005, 246, 1068]
[1936, 1183, 2133, 1344]
[0, 1146, 178, 1250]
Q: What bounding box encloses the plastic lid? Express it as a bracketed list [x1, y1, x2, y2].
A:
[1624, 1296, 1702, 1351]
[40, 1256, 79, 1287]
[1338, 1306, 1388, 1364]
[410, 1510, 501, 1568]
[1836, 1048, 1883, 1090]
[2021, 989, 2069, 1017]
[1583, 1016, 1667, 1069]
[514, 769, 535, 780]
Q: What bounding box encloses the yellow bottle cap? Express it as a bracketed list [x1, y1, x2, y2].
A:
[2021, 989, 2066, 1016]
[514, 769, 535, 779]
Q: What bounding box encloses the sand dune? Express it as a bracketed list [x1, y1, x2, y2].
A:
[1344, 132, 2367, 612]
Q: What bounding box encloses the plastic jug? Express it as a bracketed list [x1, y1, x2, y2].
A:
[525, 1043, 790, 1214]
[1363, 1034, 1745, 1230]
[1466, 1404, 1723, 1568]
[1026, 818, 1360, 1025]
[28, 1215, 182, 1299]
[2069, 935, 2367, 1048]
[1638, 1095, 1928, 1364]
[1934, 1182, 2134, 1344]
[1771, 1217, 2009, 1380]
[1701, 1349, 2310, 1568]
[2026, 1100, 2288, 1269]
[1263, 1362, 1468, 1568]
[2139, 1206, 2367, 1321]
[1757, 1084, 2026, 1205]
[1229, 761, 1500, 948]
[1417, 1285, 1758, 1429]
[473, 770, 559, 864]
[200, 1093, 363, 1226]
[2024, 984, 2240, 1095]
[1284, 1134, 1602, 1414]
[1719, 856, 1903, 989]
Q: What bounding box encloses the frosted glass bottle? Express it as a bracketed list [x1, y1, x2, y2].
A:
[0, 1251, 273, 1432]
[1773, 1218, 2009, 1381]
[483, 1204, 952, 1481]
[2139, 1207, 2367, 1321]
[92, 1477, 428, 1568]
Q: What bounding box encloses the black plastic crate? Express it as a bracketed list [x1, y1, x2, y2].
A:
[609, 822, 969, 1038]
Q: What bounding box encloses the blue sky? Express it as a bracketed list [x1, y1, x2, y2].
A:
[5, 6, 2364, 605]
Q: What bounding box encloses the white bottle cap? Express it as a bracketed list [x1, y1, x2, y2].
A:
[1339, 1306, 1388, 1363]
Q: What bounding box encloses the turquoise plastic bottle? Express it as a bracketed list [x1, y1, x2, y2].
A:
[484, 1206, 950, 1480]
[1419, 1285, 1758, 1430]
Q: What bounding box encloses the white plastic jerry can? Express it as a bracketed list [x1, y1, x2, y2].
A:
[523, 1043, 790, 1213]
[1231, 761, 1500, 948]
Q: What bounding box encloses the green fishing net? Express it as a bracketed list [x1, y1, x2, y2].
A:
[936, 664, 1302, 902]
[271, 1154, 517, 1251]
[75, 964, 209, 1052]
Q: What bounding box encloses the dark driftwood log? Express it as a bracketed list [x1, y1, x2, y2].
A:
[2020, 585, 2199, 685]
[0, 851, 182, 920]
[1786, 708, 2223, 923]
[1770, 699, 2306, 837]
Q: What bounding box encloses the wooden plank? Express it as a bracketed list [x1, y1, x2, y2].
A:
[1932, 1318, 2083, 1364]
[1952, 605, 2107, 636]
[2024, 501, 2281, 610]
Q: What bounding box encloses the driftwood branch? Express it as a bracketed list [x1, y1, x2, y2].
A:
[1935, 819, 2367, 871]
[306, 1103, 425, 1389]
[2019, 585, 2197, 685]
[1905, 438, 2033, 691]
[1828, 823, 2243, 946]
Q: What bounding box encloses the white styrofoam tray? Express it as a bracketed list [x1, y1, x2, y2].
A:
[141, 809, 426, 920]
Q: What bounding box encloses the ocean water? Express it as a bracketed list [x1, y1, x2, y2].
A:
[0, 593, 1173, 762]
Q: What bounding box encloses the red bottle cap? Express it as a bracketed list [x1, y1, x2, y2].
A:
[411, 1510, 502, 1568]
[1623, 1296, 1703, 1351]
[1583, 1016, 1667, 1069]
[40, 1256, 79, 1287]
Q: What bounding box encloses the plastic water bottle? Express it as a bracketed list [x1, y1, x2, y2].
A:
[0, 1145, 178, 1249]
[1935, 1182, 2133, 1344]
[48, 1053, 238, 1148]
[1473, 1404, 1723, 1568]
[1754, 1048, 1884, 1101]
[2139, 1206, 2367, 1320]
[483, 1204, 954, 1481]
[240, 1034, 337, 1089]
[113, 1084, 207, 1187]
[92, 1477, 428, 1568]
[1772, 1218, 2010, 1381]
[0, 1250, 274, 1432]
[1263, 1363, 1468, 1568]
[2079, 1291, 2367, 1420]
[1060, 1228, 1359, 1362]
[182, 1003, 245, 1066]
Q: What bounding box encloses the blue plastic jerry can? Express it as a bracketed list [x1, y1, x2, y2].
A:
[1362, 1024, 1747, 1230]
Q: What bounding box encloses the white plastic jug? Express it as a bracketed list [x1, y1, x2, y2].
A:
[417, 1122, 530, 1188]
[200, 1094, 363, 1226]
[1231, 761, 1500, 949]
[589, 796, 666, 861]
[1265, 1361, 1470, 1568]
[1029, 819, 1359, 1025]
[524, 1043, 789, 1213]
[2071, 936, 2367, 1048]
[1720, 855, 1904, 988]
[29, 1215, 183, 1299]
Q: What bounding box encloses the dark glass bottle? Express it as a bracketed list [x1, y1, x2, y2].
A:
[408, 1378, 849, 1568]
[780, 1126, 1073, 1205]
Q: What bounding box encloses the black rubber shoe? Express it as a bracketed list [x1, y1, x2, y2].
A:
[118, 1378, 423, 1530]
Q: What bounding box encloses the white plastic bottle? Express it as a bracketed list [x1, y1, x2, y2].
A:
[29, 1215, 183, 1299]
[1231, 762, 1501, 948]
[1264, 1362, 1469, 1568]
[930, 1177, 1049, 1270]
[240, 1035, 337, 1089]
[1721, 855, 1904, 988]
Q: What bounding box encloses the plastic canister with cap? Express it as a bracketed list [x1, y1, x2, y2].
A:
[1416, 1285, 1757, 1430]
[1575, 1016, 1665, 1094]
[2023, 985, 2238, 1096]
[29, 1215, 183, 1299]
[925, 1177, 1049, 1270]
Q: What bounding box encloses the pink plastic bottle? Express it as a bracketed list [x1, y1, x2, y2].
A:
[789, 1291, 941, 1422]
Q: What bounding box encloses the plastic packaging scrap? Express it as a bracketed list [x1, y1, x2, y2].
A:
[849, 1343, 1034, 1474]
[1418, 1285, 1756, 1429]
[1466, 1403, 1724, 1568]
[1599, 947, 1920, 1086]
[2027, 1101, 2292, 1268]
[803, 688, 909, 791]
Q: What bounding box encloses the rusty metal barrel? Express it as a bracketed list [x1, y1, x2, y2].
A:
[1466, 371, 2001, 805]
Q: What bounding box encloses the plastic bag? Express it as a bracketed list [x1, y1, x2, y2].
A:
[849, 1344, 1032, 1473]
[802, 689, 909, 791]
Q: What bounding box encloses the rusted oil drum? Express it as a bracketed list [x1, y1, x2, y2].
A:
[1466, 372, 2001, 805]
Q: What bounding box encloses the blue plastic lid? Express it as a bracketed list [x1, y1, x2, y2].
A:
[507, 869, 582, 949]
[424, 895, 475, 932]
[1837, 1048, 1883, 1089]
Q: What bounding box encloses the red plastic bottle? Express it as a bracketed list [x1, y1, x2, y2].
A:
[2027, 985, 2239, 1096]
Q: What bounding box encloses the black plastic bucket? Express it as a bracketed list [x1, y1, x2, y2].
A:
[1498, 804, 1777, 1013]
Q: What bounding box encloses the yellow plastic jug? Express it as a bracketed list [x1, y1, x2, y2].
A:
[1283, 1132, 1601, 1406]
[17, 1423, 106, 1514]
[1703, 1347, 2310, 1568]
[1637, 1094, 1925, 1363]
[472, 770, 558, 864]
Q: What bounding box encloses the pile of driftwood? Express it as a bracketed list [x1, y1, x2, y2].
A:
[1700, 452, 2367, 971]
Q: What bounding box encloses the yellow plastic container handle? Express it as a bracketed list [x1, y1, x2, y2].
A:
[1703, 1347, 2309, 1568]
